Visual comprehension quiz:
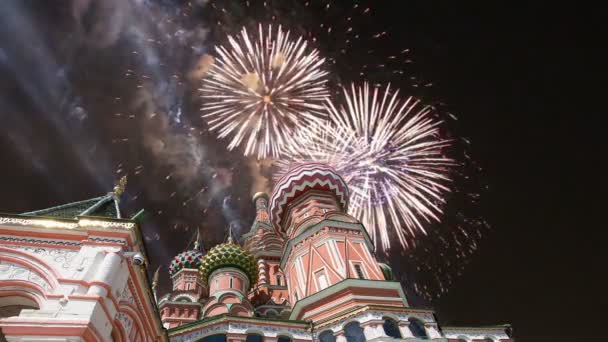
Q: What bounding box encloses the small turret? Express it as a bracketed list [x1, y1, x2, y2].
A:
[242, 192, 289, 317]
[159, 230, 206, 329]
[198, 227, 257, 318]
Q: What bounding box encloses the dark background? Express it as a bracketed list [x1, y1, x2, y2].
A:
[0, 1, 603, 341]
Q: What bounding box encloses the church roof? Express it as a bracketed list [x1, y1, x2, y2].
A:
[170, 249, 206, 276]
[20, 176, 129, 220]
[21, 194, 123, 219]
[270, 163, 349, 231]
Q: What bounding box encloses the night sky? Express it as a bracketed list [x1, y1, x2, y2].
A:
[0, 1, 602, 341]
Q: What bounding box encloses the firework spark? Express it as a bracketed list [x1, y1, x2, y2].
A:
[279, 83, 455, 252]
[200, 24, 330, 159]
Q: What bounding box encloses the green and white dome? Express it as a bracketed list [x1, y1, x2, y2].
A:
[199, 241, 258, 284]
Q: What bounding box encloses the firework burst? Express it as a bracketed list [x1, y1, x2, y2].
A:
[200, 24, 330, 159]
[279, 83, 455, 252]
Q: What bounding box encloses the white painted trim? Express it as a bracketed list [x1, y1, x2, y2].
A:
[295, 256, 306, 297]
[302, 294, 404, 319]
[289, 279, 409, 319]
[332, 240, 345, 275]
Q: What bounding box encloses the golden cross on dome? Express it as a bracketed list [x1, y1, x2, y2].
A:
[113, 176, 128, 198]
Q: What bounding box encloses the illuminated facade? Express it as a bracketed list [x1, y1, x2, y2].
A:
[0, 164, 513, 341]
[0, 180, 166, 341]
[161, 164, 514, 342]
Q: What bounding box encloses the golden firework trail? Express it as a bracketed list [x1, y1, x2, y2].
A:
[200, 24, 330, 159]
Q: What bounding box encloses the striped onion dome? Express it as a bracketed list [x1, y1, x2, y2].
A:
[198, 241, 258, 285]
[269, 163, 349, 231]
[169, 249, 205, 276]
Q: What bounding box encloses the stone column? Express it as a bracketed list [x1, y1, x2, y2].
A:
[363, 323, 386, 340]
[335, 332, 347, 342]
[426, 324, 442, 339]
[398, 322, 414, 338]
[87, 251, 121, 296]
[258, 259, 267, 284]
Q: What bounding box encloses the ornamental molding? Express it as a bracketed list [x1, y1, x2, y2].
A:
[171, 320, 311, 342]
[0, 216, 78, 229]
[78, 218, 135, 229]
[0, 235, 81, 247]
[318, 309, 436, 333]
[119, 282, 135, 305]
[0, 260, 52, 291]
[117, 312, 135, 338]
[89, 236, 127, 244]
[172, 323, 229, 342]
[127, 280, 146, 317]
[0, 215, 135, 231]
[3, 245, 78, 276]
[442, 328, 509, 340]
[171, 293, 197, 303]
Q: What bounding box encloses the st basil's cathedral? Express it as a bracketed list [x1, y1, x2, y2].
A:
[0, 163, 513, 341]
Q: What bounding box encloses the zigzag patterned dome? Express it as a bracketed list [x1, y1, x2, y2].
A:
[169, 249, 205, 276]
[198, 242, 258, 285]
[269, 163, 349, 231]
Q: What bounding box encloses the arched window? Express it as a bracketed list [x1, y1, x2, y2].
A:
[319, 330, 336, 342]
[484, 338, 495, 342]
[198, 334, 227, 342]
[382, 318, 401, 338]
[344, 322, 365, 342]
[277, 336, 292, 342]
[408, 318, 427, 338]
[245, 334, 263, 342]
[0, 296, 39, 319]
[276, 275, 282, 286]
[457, 338, 468, 342]
[229, 277, 233, 289]
[353, 264, 365, 279]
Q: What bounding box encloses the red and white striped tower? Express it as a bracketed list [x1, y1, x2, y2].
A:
[269, 163, 410, 323]
[243, 192, 289, 318]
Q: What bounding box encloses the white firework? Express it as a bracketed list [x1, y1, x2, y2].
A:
[200, 24, 330, 159]
[278, 83, 456, 252]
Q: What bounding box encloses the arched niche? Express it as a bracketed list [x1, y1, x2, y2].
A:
[197, 334, 227, 342]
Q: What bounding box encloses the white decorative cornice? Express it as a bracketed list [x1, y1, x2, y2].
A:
[0, 215, 135, 230]
[0, 216, 78, 229]
[79, 218, 135, 229]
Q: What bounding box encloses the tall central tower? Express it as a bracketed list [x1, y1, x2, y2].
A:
[269, 164, 410, 325]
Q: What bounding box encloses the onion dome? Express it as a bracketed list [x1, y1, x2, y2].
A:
[270, 163, 349, 231]
[199, 241, 258, 285]
[169, 249, 205, 276]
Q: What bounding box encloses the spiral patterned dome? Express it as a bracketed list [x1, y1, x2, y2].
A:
[270, 163, 349, 231]
[199, 242, 258, 285]
[169, 249, 205, 276]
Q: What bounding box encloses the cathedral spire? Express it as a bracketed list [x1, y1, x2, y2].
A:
[152, 266, 161, 304]
[112, 175, 128, 200]
[194, 228, 205, 253]
[227, 223, 235, 244]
